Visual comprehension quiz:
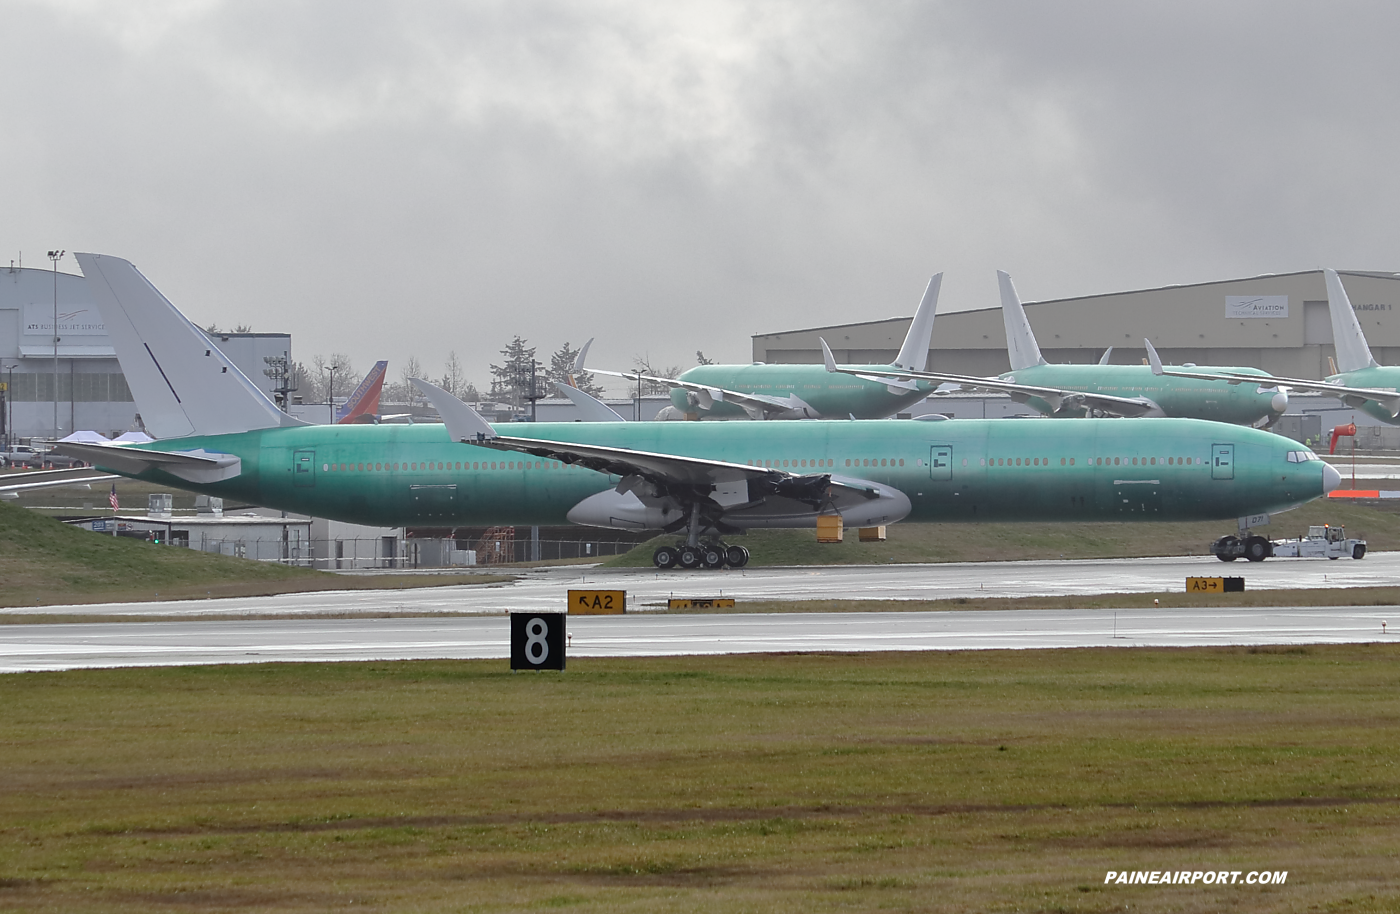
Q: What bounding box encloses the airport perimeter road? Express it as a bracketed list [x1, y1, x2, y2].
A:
[1, 607, 1395, 672]
[6, 551, 1399, 619]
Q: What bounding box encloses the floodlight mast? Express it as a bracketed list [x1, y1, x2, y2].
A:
[48, 250, 64, 442]
[324, 364, 337, 423]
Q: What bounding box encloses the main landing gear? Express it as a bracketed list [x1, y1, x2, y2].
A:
[653, 541, 750, 570]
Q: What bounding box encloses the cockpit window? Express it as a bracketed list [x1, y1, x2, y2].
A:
[1285, 450, 1320, 463]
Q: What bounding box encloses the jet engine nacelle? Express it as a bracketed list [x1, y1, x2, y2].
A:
[566, 489, 686, 531]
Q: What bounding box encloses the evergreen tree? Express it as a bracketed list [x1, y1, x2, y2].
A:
[545, 341, 605, 398]
[490, 336, 540, 411]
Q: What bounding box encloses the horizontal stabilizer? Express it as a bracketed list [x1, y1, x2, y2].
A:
[53, 442, 242, 483]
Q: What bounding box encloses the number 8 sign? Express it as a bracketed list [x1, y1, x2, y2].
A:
[511, 613, 566, 671]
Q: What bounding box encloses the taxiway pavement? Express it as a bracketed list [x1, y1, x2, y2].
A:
[5, 551, 1397, 619]
[1, 606, 1395, 672]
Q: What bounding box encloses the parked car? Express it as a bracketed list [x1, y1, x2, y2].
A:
[1, 445, 41, 468]
[22, 450, 87, 470]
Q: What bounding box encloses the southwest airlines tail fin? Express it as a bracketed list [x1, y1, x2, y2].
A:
[998, 270, 1047, 371]
[75, 253, 307, 439]
[892, 273, 942, 371]
[336, 360, 388, 423]
[1325, 268, 1379, 373]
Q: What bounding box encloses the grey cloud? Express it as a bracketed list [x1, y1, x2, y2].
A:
[4, 1, 1400, 394]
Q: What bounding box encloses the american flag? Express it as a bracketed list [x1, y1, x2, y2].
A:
[108, 484, 119, 512]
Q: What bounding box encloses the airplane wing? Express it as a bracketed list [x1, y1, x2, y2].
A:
[588, 368, 813, 420]
[0, 467, 119, 498]
[828, 364, 1162, 418]
[52, 442, 243, 484]
[410, 379, 880, 505]
[554, 381, 628, 422]
[1143, 341, 1400, 416]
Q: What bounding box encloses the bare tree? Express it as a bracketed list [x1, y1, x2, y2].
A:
[631, 355, 681, 396]
[696, 350, 714, 365]
[441, 350, 469, 399]
[399, 355, 425, 407]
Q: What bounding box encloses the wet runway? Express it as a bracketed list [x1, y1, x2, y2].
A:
[5, 551, 1397, 619]
[2, 606, 1395, 673]
[5, 553, 1396, 673]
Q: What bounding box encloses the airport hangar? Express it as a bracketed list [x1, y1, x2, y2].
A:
[757, 269, 1400, 381]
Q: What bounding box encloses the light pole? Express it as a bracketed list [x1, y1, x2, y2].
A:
[2, 363, 13, 451]
[47, 250, 64, 441]
[323, 365, 336, 424]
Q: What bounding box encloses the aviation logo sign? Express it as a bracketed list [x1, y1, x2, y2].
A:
[511, 613, 566, 671]
[1225, 296, 1288, 319]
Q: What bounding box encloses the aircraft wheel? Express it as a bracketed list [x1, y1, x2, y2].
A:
[652, 545, 679, 569]
[1244, 536, 1271, 562]
[1354, 544, 1367, 560]
[725, 545, 749, 568]
[701, 544, 726, 568]
[1214, 535, 1238, 561]
[677, 546, 702, 569]
[1328, 555, 1339, 560]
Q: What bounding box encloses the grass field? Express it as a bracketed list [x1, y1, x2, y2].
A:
[1, 647, 1397, 912]
[0, 501, 509, 607]
[605, 498, 1400, 567]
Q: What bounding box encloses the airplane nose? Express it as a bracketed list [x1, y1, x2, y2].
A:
[1322, 462, 1342, 493]
[1271, 391, 1288, 414]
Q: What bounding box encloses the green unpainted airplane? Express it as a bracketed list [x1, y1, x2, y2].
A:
[1157, 269, 1400, 426]
[828, 271, 1290, 427]
[46, 254, 1337, 571]
[588, 275, 945, 420]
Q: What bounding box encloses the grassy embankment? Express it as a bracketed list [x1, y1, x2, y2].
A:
[0, 501, 508, 608]
[606, 498, 1400, 567]
[1, 647, 1397, 912]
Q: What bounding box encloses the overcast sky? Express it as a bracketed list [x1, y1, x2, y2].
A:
[5, 1, 1400, 394]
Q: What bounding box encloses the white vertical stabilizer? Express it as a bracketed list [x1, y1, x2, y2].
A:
[998, 270, 1047, 371]
[892, 273, 942, 371]
[75, 253, 307, 439]
[1325, 268, 1379, 373]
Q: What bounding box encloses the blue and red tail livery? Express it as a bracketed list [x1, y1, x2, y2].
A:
[336, 361, 388, 424]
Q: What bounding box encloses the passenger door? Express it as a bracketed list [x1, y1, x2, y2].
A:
[1211, 444, 1234, 480]
[928, 445, 953, 481]
[292, 449, 316, 488]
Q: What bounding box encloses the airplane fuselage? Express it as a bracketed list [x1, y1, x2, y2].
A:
[1326, 367, 1400, 425]
[1001, 364, 1285, 425]
[107, 418, 1326, 529]
[672, 364, 934, 420]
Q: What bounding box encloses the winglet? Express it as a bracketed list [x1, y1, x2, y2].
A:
[820, 337, 838, 373]
[998, 270, 1047, 371]
[1098, 346, 1113, 365]
[1144, 339, 1164, 375]
[411, 378, 498, 441]
[1324, 269, 1379, 373]
[555, 381, 627, 421]
[572, 338, 594, 377]
[893, 273, 942, 371]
